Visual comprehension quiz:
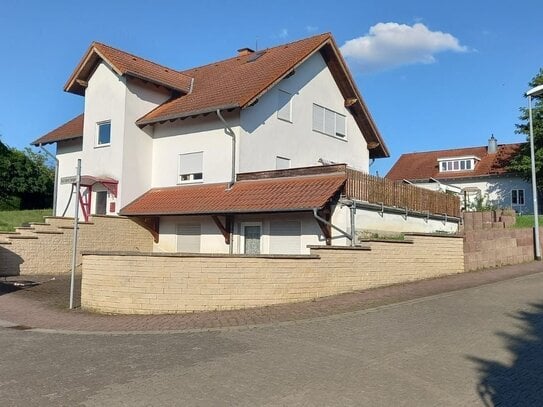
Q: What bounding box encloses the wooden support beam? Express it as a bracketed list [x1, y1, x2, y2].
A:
[75, 79, 88, 88]
[344, 98, 357, 107]
[211, 215, 231, 245]
[132, 216, 159, 243]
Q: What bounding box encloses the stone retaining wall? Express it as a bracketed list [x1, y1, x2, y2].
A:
[0, 216, 153, 276]
[464, 227, 541, 271]
[81, 235, 464, 314]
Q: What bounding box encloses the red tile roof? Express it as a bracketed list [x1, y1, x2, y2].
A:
[62, 33, 388, 158]
[386, 143, 524, 181]
[65, 42, 193, 95]
[120, 173, 346, 216]
[31, 114, 84, 146]
[137, 34, 331, 124]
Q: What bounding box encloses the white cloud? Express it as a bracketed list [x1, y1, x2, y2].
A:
[340, 22, 468, 73]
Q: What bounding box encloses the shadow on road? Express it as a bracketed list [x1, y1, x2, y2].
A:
[468, 302, 543, 406]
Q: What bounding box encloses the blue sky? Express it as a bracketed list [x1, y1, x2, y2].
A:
[0, 0, 541, 175]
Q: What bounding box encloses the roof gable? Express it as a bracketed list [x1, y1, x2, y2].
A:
[386, 143, 524, 181]
[64, 42, 193, 96]
[31, 114, 84, 146]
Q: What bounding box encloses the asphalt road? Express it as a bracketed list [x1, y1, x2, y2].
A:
[2, 271, 543, 406]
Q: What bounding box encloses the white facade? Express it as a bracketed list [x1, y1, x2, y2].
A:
[415, 175, 533, 214]
[56, 138, 83, 216]
[52, 48, 377, 254]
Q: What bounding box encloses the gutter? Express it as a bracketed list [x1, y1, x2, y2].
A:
[216, 109, 237, 189]
[38, 143, 59, 215]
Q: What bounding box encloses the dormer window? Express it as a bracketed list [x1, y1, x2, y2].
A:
[438, 156, 478, 173]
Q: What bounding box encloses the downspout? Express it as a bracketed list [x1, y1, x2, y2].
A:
[216, 109, 236, 189]
[39, 143, 59, 215]
[312, 208, 354, 245]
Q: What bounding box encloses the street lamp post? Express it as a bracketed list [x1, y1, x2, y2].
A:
[526, 84, 543, 260]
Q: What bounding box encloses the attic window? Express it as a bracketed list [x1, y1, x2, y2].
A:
[438, 156, 478, 172]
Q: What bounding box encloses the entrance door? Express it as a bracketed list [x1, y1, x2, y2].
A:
[95, 191, 107, 215]
[242, 224, 261, 254]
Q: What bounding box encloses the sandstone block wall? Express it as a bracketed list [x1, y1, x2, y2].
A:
[0, 216, 153, 276]
[464, 227, 541, 271]
[81, 235, 464, 314]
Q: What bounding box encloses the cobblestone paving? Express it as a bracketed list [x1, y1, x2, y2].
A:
[1, 267, 543, 406]
[0, 262, 541, 333]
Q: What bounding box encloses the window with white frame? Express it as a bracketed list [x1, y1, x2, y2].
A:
[178, 152, 203, 183]
[512, 189, 525, 205]
[438, 157, 476, 172]
[276, 156, 291, 170]
[96, 121, 111, 146]
[277, 89, 293, 122]
[312, 104, 346, 138]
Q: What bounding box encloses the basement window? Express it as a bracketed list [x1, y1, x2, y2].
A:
[178, 152, 203, 183]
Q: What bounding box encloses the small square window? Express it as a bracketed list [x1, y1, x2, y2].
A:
[276, 156, 291, 170]
[512, 189, 525, 205]
[179, 152, 203, 183]
[97, 121, 111, 145]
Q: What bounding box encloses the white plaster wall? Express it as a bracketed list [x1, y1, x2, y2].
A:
[151, 112, 239, 187]
[356, 209, 459, 234]
[155, 216, 229, 253]
[121, 79, 170, 207]
[81, 62, 126, 213]
[155, 212, 328, 255]
[239, 52, 369, 173]
[55, 138, 83, 216]
[415, 176, 533, 214]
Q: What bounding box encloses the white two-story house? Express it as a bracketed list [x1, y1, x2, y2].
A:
[32, 33, 389, 254]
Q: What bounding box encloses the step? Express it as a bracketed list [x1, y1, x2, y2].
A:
[43, 216, 76, 228]
[29, 222, 61, 232]
[14, 227, 36, 236]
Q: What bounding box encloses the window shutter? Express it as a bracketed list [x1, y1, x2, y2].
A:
[324, 108, 335, 136]
[312, 104, 324, 132]
[269, 221, 301, 254]
[277, 90, 292, 122]
[335, 114, 346, 137]
[276, 156, 291, 170]
[176, 223, 201, 253]
[179, 152, 203, 175]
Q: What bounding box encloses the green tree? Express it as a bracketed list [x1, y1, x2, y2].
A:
[0, 140, 54, 209]
[508, 69, 543, 188]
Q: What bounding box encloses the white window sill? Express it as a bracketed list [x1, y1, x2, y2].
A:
[313, 130, 347, 142]
[177, 180, 204, 186]
[94, 143, 111, 149]
[277, 117, 293, 124]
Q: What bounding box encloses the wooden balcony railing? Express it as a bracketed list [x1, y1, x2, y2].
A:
[345, 169, 461, 218]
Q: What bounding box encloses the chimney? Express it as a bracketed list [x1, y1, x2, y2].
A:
[237, 47, 255, 56]
[488, 134, 498, 154]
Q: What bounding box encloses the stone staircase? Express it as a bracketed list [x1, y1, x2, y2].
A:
[0, 215, 154, 276]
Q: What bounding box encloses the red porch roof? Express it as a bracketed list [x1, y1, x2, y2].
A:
[120, 173, 347, 216]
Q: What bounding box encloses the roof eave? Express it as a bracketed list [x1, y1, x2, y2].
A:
[31, 135, 82, 147]
[120, 207, 325, 217]
[136, 104, 240, 127]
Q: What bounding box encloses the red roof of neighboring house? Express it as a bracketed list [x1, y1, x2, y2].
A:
[31, 114, 84, 146]
[65, 42, 193, 95]
[120, 173, 346, 216]
[386, 143, 524, 181]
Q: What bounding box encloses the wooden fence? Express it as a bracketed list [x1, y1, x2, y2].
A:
[345, 169, 461, 218]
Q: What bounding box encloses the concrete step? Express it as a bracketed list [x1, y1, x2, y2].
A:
[43, 216, 76, 228]
[14, 227, 36, 236]
[29, 222, 61, 233]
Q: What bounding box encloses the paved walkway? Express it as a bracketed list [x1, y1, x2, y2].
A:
[1, 262, 542, 333]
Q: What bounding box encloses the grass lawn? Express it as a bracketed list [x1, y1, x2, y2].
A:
[514, 214, 543, 228]
[0, 209, 52, 232]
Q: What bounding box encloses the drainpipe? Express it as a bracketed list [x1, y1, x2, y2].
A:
[38, 143, 59, 215]
[312, 208, 354, 245]
[216, 109, 236, 189]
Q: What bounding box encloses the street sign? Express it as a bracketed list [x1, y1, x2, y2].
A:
[61, 176, 77, 184]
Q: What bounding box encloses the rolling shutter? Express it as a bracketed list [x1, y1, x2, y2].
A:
[269, 221, 301, 254]
[176, 223, 201, 253]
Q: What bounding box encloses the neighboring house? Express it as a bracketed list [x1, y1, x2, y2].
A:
[386, 136, 533, 213]
[32, 33, 391, 255]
